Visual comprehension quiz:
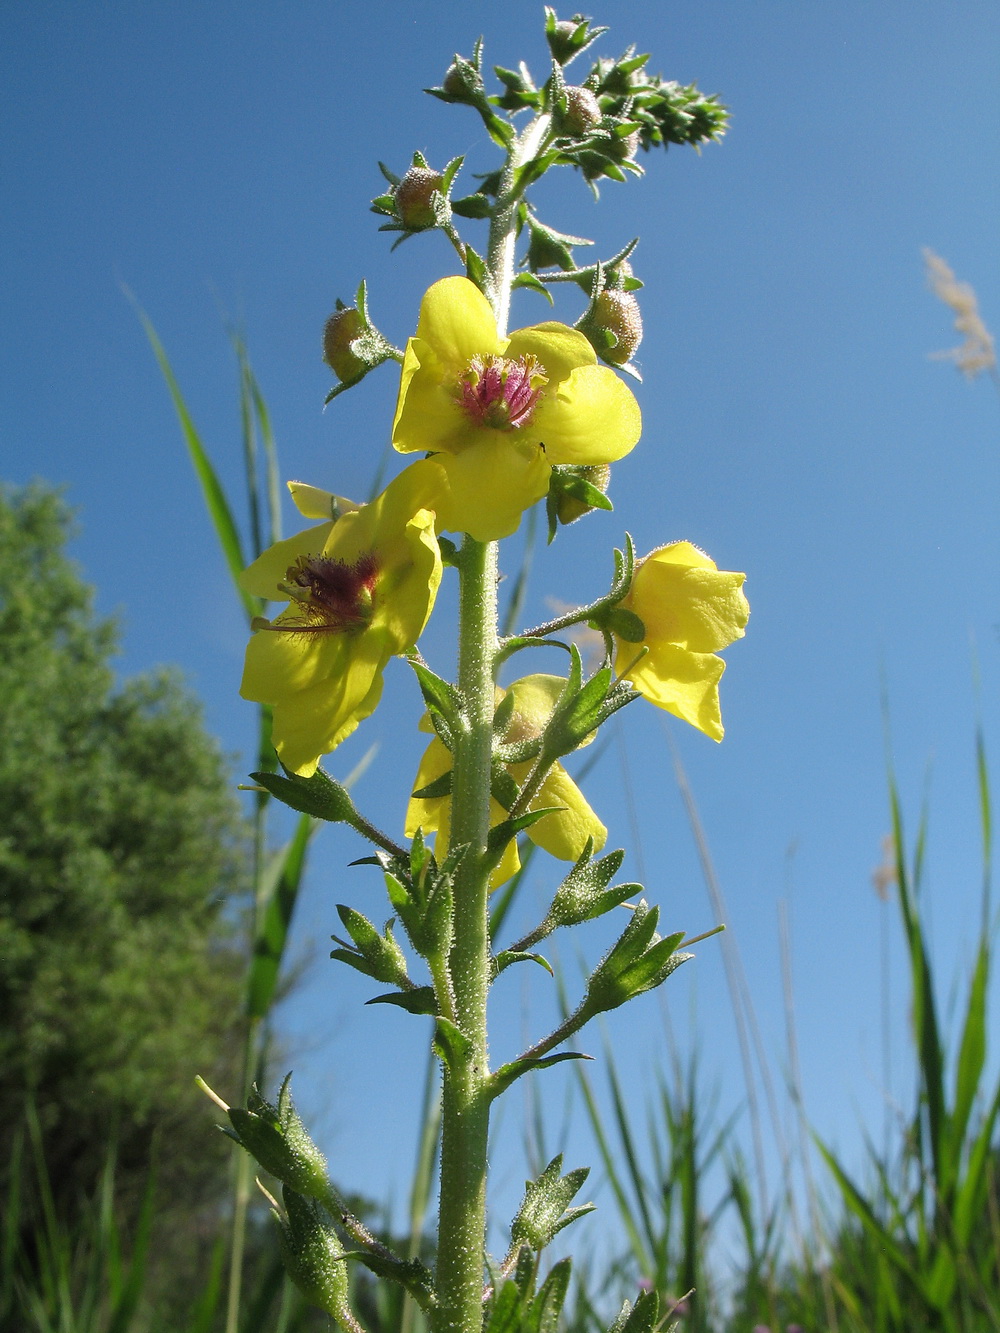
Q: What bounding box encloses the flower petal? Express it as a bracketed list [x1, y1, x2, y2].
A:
[287, 481, 358, 521]
[507, 760, 607, 860]
[504, 322, 597, 383]
[430, 437, 551, 541]
[406, 737, 520, 888]
[239, 521, 336, 600]
[271, 666, 386, 777]
[632, 544, 749, 653]
[530, 364, 641, 464]
[392, 336, 474, 456]
[623, 642, 727, 741]
[416, 276, 502, 368]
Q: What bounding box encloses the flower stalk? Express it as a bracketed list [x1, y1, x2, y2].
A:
[216, 16, 745, 1333]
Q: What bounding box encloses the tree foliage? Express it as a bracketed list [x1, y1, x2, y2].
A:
[0, 481, 249, 1220]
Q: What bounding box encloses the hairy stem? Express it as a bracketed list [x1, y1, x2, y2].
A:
[434, 110, 550, 1333]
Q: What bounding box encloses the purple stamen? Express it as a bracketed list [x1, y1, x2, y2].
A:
[272, 551, 379, 634]
[457, 354, 546, 430]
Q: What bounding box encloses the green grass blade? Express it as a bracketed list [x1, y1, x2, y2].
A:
[106, 1160, 156, 1333]
[247, 358, 283, 549]
[188, 1235, 227, 1333]
[236, 346, 263, 560]
[131, 298, 259, 621]
[605, 1047, 658, 1261]
[814, 1135, 921, 1293]
[573, 1060, 649, 1270]
[950, 931, 988, 1187]
[889, 774, 947, 1192]
[247, 812, 314, 1018]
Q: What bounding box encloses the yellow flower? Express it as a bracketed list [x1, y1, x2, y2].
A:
[392, 276, 642, 541]
[405, 674, 606, 888]
[240, 465, 443, 777]
[614, 542, 748, 741]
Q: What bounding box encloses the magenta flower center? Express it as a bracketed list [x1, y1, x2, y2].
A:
[457, 354, 547, 431]
[274, 551, 379, 633]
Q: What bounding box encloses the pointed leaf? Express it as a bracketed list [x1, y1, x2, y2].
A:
[367, 987, 437, 1016]
[491, 1052, 592, 1100]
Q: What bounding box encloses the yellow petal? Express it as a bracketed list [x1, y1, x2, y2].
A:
[504, 322, 597, 383]
[623, 642, 727, 741]
[392, 337, 474, 456]
[405, 738, 452, 837]
[239, 521, 335, 600]
[529, 364, 641, 464]
[271, 669, 385, 777]
[430, 437, 551, 541]
[507, 760, 607, 860]
[416, 276, 502, 368]
[287, 480, 358, 521]
[631, 543, 749, 653]
[240, 610, 356, 702]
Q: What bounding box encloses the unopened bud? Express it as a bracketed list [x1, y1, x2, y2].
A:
[323, 306, 366, 384]
[591, 289, 643, 364]
[561, 86, 602, 137]
[274, 1188, 352, 1321]
[608, 128, 641, 162]
[395, 166, 445, 230]
[441, 55, 484, 102]
[555, 463, 611, 525]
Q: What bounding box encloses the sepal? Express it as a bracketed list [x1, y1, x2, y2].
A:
[584, 901, 690, 1013]
[322, 280, 399, 402]
[379, 830, 456, 964]
[510, 1155, 595, 1251]
[226, 1074, 332, 1203]
[545, 844, 638, 932]
[409, 659, 464, 749]
[269, 1185, 354, 1324]
[330, 906, 411, 989]
[251, 765, 357, 824]
[544, 9, 609, 68]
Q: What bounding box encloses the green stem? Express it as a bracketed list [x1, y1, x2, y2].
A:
[435, 535, 497, 1333]
[433, 109, 551, 1333]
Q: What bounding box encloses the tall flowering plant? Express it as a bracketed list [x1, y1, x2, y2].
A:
[203, 12, 747, 1333]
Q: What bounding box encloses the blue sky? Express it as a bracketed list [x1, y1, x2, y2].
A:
[3, 0, 999, 1264]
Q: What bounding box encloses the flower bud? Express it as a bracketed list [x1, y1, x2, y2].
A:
[226, 1075, 332, 1203]
[273, 1187, 353, 1322]
[561, 86, 602, 136]
[593, 289, 643, 364]
[323, 305, 367, 384]
[440, 53, 485, 102]
[394, 165, 445, 231]
[607, 127, 641, 162]
[577, 284, 643, 367]
[322, 280, 398, 402]
[555, 464, 610, 525]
